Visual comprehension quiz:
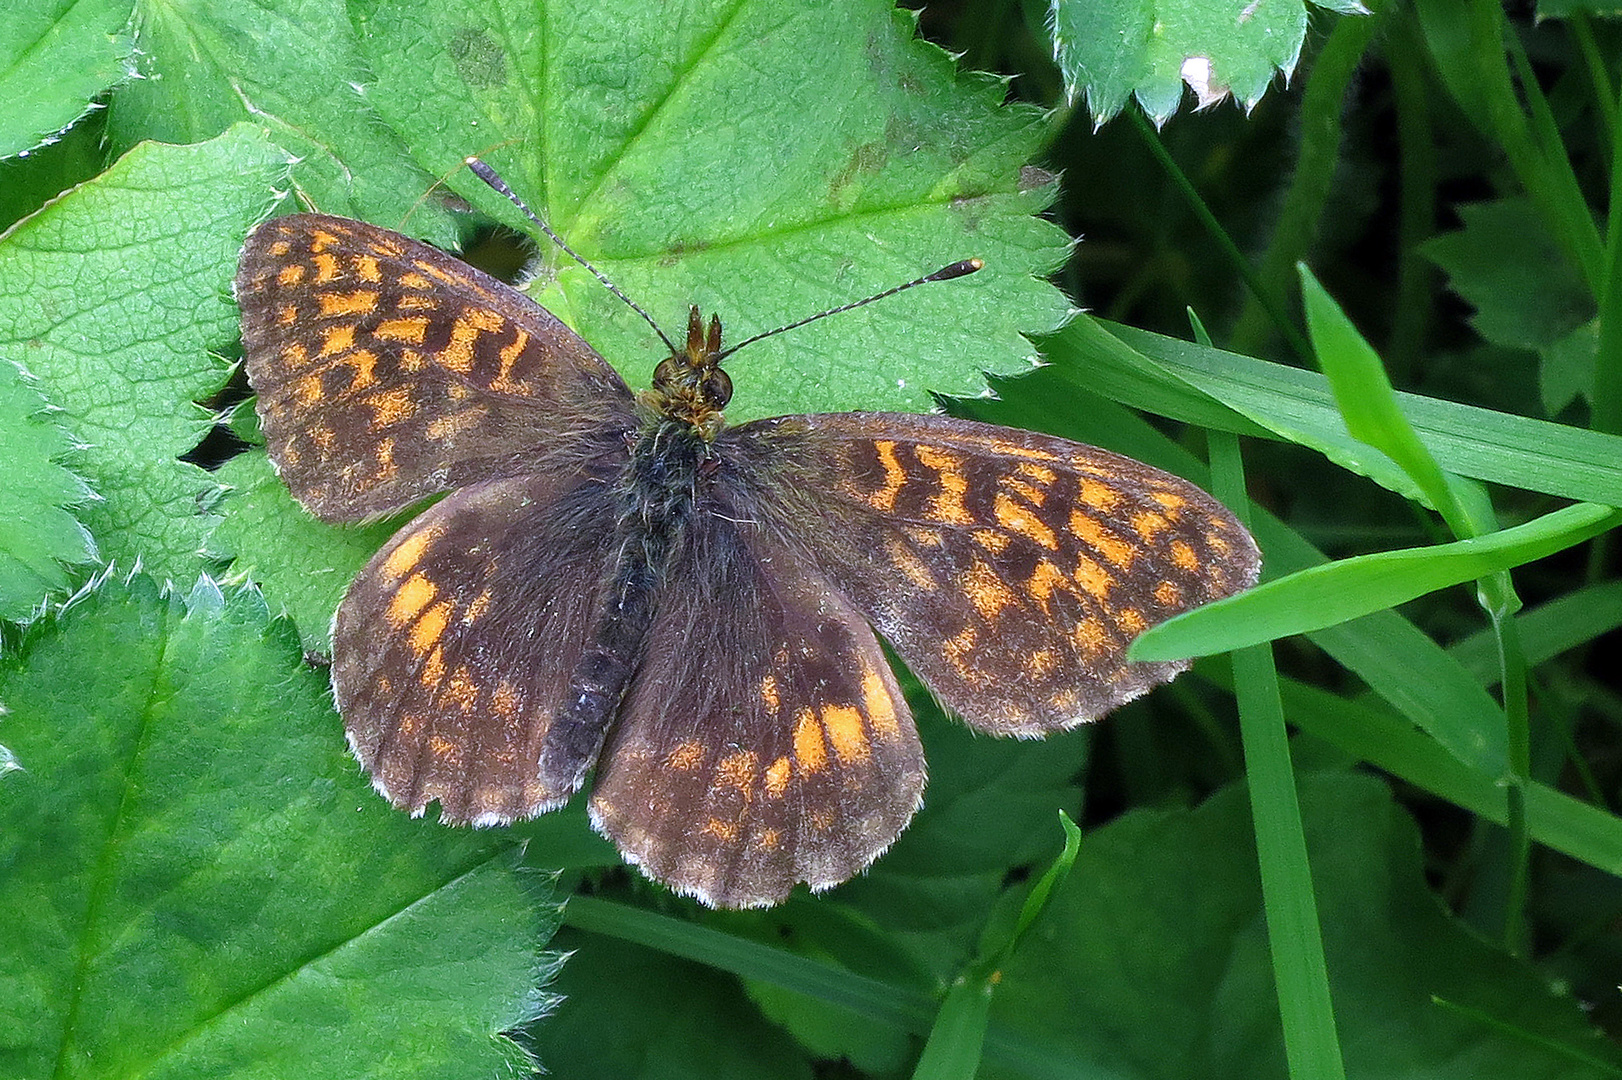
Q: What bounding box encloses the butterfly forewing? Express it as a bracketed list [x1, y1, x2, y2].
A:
[589, 520, 924, 909]
[235, 213, 637, 520]
[334, 472, 628, 824]
[728, 412, 1261, 736]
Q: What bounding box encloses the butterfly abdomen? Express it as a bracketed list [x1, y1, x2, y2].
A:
[537, 417, 710, 794]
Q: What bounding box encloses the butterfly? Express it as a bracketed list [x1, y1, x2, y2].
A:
[234, 194, 1260, 908]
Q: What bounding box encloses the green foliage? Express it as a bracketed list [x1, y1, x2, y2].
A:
[0, 361, 95, 620]
[0, 0, 136, 158]
[2, 0, 1621, 1078]
[1050, 0, 1366, 125]
[0, 575, 558, 1078]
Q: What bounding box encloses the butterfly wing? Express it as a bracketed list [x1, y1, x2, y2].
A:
[235, 213, 637, 521]
[588, 518, 924, 909]
[724, 412, 1261, 736]
[333, 470, 627, 824]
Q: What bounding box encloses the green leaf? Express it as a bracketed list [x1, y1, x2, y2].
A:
[1423, 198, 1596, 353]
[0, 0, 136, 159]
[0, 125, 290, 588]
[1048, 0, 1368, 126]
[984, 772, 1622, 1079]
[350, 0, 1073, 420]
[1299, 264, 1460, 521]
[0, 360, 96, 620]
[0, 573, 559, 1080]
[533, 929, 816, 1080]
[104, 0, 460, 245]
[1134, 502, 1621, 664]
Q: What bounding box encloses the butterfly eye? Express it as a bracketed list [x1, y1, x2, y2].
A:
[652, 355, 681, 390]
[705, 367, 733, 407]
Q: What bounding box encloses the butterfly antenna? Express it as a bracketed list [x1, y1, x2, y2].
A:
[714, 258, 983, 361]
[465, 156, 681, 356]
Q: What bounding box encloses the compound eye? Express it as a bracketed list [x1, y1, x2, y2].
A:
[706, 368, 733, 407]
[652, 355, 681, 389]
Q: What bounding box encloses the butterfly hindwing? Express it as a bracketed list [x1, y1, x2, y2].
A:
[589, 521, 924, 909]
[333, 471, 628, 824]
[728, 411, 1261, 736]
[236, 213, 637, 521]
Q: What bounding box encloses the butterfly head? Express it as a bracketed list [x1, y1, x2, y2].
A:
[643, 305, 734, 439]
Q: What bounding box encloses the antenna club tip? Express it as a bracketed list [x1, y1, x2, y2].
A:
[930, 258, 984, 282]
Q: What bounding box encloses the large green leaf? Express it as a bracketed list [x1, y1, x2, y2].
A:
[105, 0, 460, 245]
[352, 0, 1072, 419]
[0, 574, 558, 1079]
[217, 0, 1073, 648]
[0, 125, 289, 590]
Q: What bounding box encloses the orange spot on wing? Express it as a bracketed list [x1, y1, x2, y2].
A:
[366, 386, 417, 425]
[462, 589, 492, 624]
[703, 817, 740, 842]
[442, 665, 478, 711]
[419, 645, 445, 688]
[1069, 509, 1137, 568]
[914, 445, 973, 525]
[964, 558, 1020, 620]
[491, 329, 531, 392]
[793, 708, 828, 772]
[861, 667, 899, 738]
[1132, 510, 1171, 542]
[410, 601, 451, 656]
[384, 526, 438, 579]
[868, 439, 906, 511]
[317, 290, 379, 318]
[1029, 558, 1082, 606]
[375, 317, 430, 343]
[1072, 555, 1112, 599]
[1078, 478, 1122, 513]
[426, 733, 462, 767]
[441, 308, 506, 374]
[821, 704, 869, 763]
[667, 741, 705, 770]
[715, 751, 757, 793]
[387, 573, 438, 627]
[764, 756, 792, 798]
[995, 492, 1058, 549]
[320, 323, 355, 357]
[887, 537, 936, 589]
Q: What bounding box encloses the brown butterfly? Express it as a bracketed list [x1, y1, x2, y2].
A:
[234, 184, 1259, 908]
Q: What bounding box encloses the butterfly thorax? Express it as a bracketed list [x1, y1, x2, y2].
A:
[639, 306, 733, 440]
